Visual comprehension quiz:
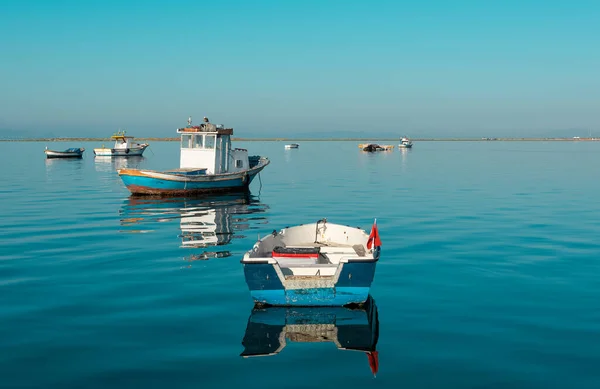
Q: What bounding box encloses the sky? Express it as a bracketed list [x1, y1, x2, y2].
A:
[0, 0, 599, 138]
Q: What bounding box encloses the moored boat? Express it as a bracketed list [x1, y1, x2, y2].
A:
[359, 143, 394, 152]
[398, 137, 413, 148]
[240, 296, 380, 376]
[93, 130, 149, 157]
[241, 218, 381, 307]
[44, 147, 85, 159]
[117, 116, 270, 196]
[284, 143, 299, 149]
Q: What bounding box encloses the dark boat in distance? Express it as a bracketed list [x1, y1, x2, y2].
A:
[359, 143, 394, 152]
[44, 147, 85, 159]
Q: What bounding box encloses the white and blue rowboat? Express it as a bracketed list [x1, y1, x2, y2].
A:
[117, 116, 270, 196]
[94, 130, 149, 157]
[240, 296, 380, 376]
[242, 219, 381, 307]
[44, 147, 85, 159]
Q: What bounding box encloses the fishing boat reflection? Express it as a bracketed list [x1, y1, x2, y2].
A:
[241, 296, 380, 377]
[95, 155, 145, 172]
[120, 192, 269, 262]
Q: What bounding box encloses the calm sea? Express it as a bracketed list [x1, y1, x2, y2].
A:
[1, 140, 599, 388]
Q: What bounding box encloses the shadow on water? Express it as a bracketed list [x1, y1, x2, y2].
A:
[119, 191, 269, 261]
[240, 295, 380, 377]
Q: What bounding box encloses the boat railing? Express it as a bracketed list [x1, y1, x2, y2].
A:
[177, 124, 233, 135]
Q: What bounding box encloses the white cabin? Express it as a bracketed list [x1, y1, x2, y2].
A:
[177, 119, 249, 175]
[111, 134, 145, 150]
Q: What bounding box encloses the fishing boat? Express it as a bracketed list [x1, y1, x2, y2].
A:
[44, 147, 85, 159]
[240, 296, 380, 376]
[93, 130, 149, 157]
[284, 143, 299, 149]
[117, 116, 270, 196]
[241, 218, 381, 307]
[398, 137, 413, 148]
[359, 143, 394, 152]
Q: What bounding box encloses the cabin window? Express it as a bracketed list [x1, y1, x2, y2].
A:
[205, 135, 216, 149]
[181, 134, 193, 149]
[193, 135, 203, 148]
[235, 160, 243, 168]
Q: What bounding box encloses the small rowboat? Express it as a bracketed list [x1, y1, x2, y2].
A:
[242, 218, 382, 306]
[44, 147, 85, 159]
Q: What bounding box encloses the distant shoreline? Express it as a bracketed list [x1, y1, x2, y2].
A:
[1, 137, 599, 142]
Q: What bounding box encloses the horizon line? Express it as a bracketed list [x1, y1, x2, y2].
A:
[1, 137, 599, 142]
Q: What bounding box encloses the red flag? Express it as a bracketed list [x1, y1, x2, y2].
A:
[367, 351, 379, 377]
[366, 219, 381, 249]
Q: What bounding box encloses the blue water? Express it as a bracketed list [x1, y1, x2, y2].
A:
[1, 140, 599, 388]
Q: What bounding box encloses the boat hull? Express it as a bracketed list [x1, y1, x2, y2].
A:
[117, 158, 270, 196]
[93, 145, 148, 157]
[45, 152, 84, 159]
[44, 149, 84, 158]
[242, 261, 377, 307]
[398, 144, 413, 148]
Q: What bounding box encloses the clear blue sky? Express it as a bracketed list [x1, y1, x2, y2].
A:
[1, 0, 599, 137]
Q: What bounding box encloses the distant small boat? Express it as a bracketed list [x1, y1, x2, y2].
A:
[44, 147, 85, 159]
[240, 296, 380, 376]
[242, 218, 381, 307]
[94, 130, 149, 157]
[398, 137, 413, 148]
[284, 144, 299, 149]
[359, 143, 394, 152]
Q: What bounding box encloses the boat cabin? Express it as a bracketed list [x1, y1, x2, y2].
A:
[177, 118, 249, 175]
[110, 132, 144, 150]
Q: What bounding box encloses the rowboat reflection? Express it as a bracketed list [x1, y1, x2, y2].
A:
[119, 192, 268, 261]
[241, 296, 380, 376]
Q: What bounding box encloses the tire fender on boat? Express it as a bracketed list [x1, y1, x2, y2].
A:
[125, 148, 130, 154]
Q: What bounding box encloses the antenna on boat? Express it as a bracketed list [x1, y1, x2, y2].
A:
[188, 116, 192, 126]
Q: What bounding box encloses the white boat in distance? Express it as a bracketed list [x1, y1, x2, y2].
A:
[94, 130, 149, 157]
[398, 137, 413, 148]
[284, 144, 299, 149]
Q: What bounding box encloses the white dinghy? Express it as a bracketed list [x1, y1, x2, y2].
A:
[242, 218, 382, 306]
